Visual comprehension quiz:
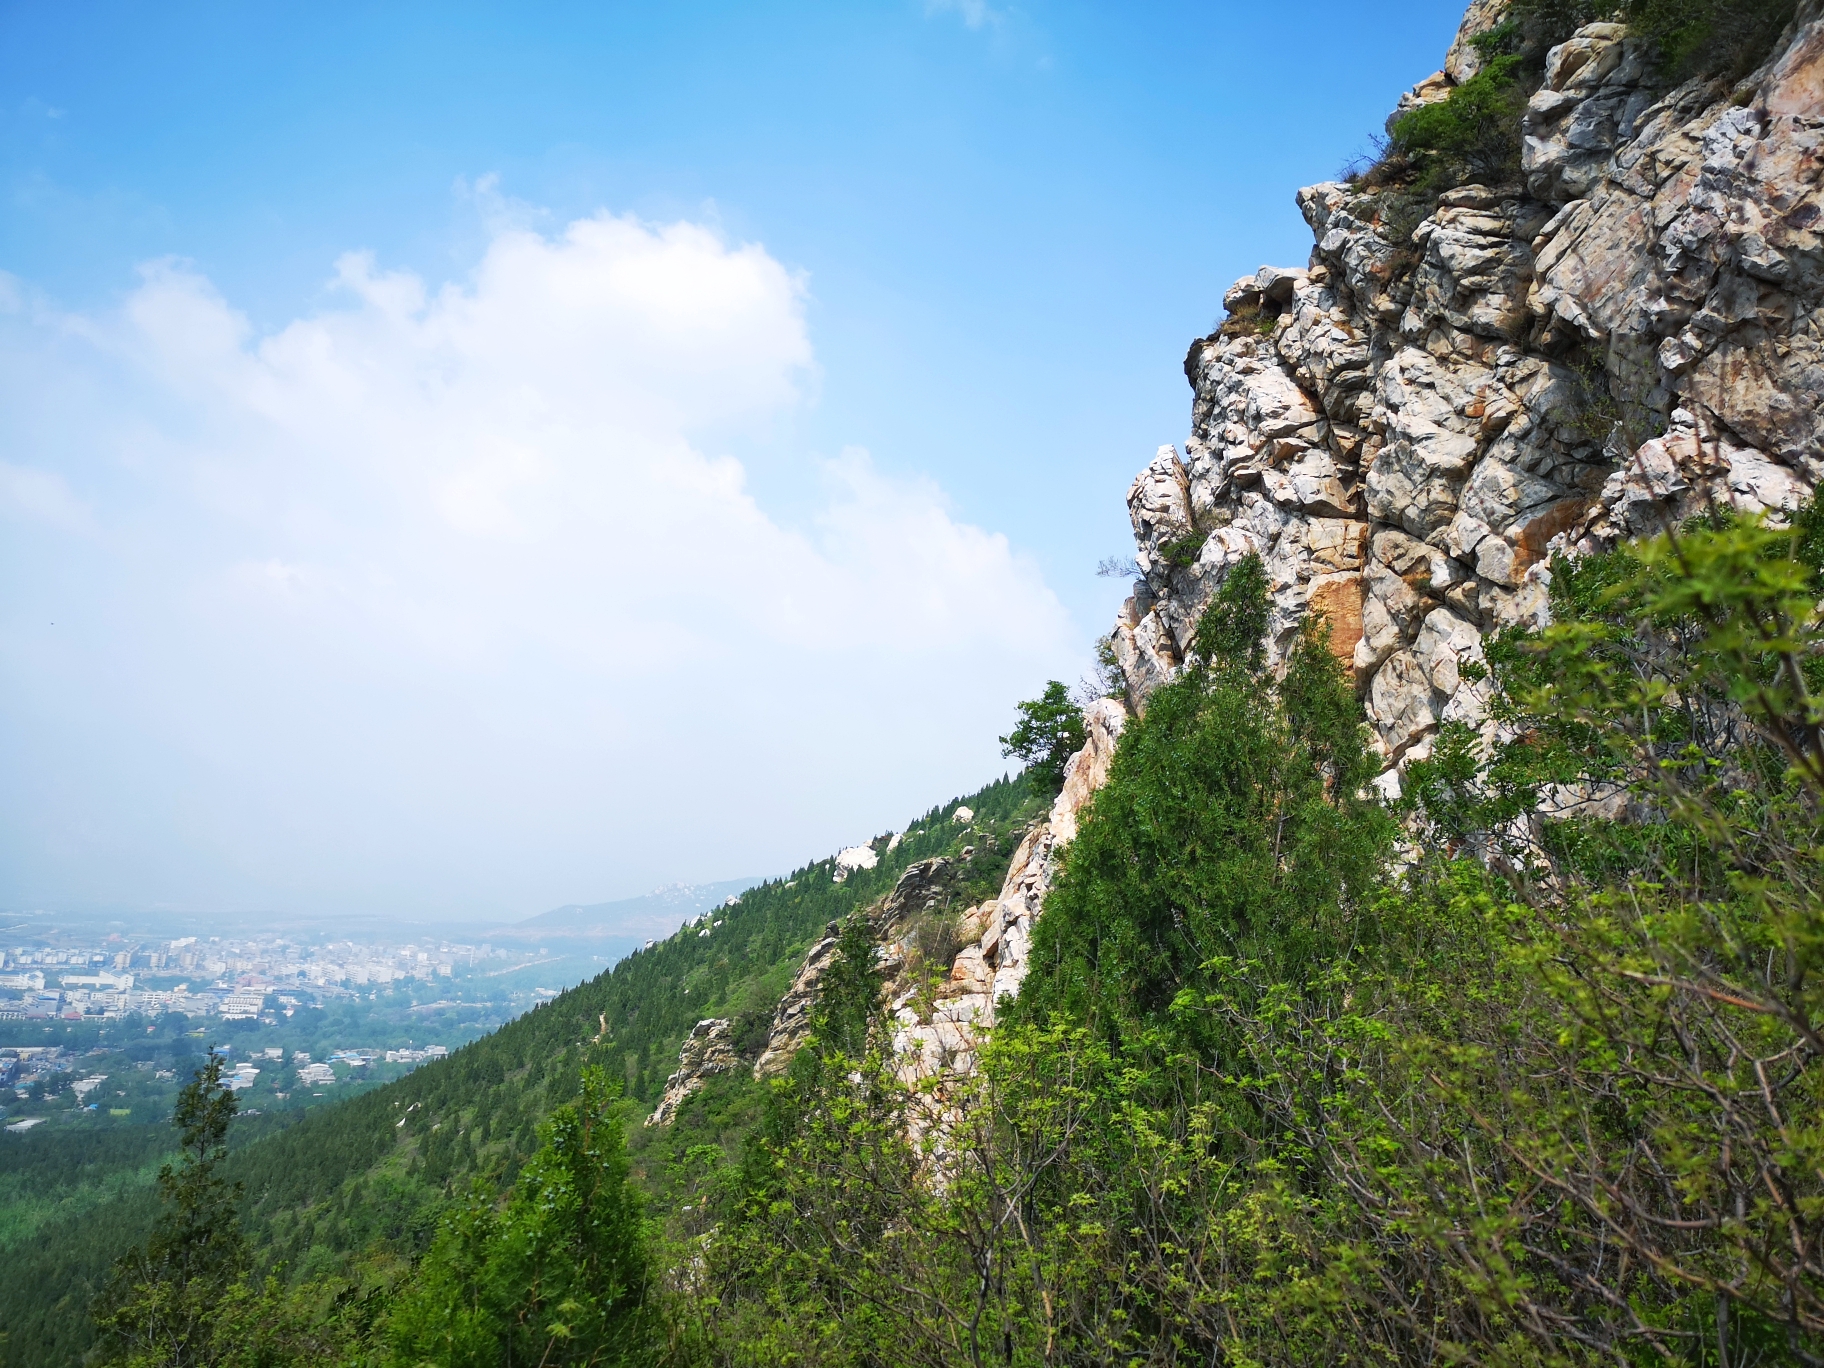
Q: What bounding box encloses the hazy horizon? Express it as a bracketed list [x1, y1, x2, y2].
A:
[2, 0, 1467, 927]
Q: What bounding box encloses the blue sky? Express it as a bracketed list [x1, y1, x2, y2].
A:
[0, 0, 1466, 922]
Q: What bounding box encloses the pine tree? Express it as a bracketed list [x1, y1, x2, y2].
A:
[95, 1056, 246, 1368]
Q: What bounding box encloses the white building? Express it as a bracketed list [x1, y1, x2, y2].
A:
[219, 990, 266, 1021]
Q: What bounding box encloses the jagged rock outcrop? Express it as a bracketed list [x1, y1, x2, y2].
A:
[749, 926, 842, 1080]
[887, 699, 1127, 1087]
[747, 858, 961, 1080]
[1112, 0, 1824, 774]
[646, 0, 1824, 1124]
[646, 1017, 739, 1125]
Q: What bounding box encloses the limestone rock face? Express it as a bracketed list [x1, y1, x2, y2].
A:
[751, 928, 843, 1079]
[667, 0, 1824, 1125]
[746, 858, 960, 1081]
[1109, 0, 1824, 771]
[866, 706, 1131, 1156]
[646, 1018, 739, 1126]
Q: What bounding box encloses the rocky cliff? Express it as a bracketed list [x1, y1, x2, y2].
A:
[648, 0, 1824, 1108]
[883, 699, 1124, 1088]
[1113, 0, 1824, 772]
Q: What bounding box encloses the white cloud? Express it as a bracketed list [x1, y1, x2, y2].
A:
[0, 209, 1077, 916]
[0, 460, 93, 532]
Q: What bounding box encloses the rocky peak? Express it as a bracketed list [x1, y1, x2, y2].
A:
[1111, 0, 1824, 779]
[649, 0, 1824, 1126]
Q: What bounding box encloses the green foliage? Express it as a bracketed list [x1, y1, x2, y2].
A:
[1092, 631, 1127, 701]
[1405, 507, 1824, 865]
[1016, 606, 1391, 1036]
[1512, 0, 1799, 78]
[385, 1067, 652, 1368]
[1190, 549, 1270, 671]
[1384, 506, 1824, 1358]
[682, 576, 1400, 1364]
[0, 1129, 178, 1250]
[1369, 0, 1798, 234]
[90, 1063, 654, 1367]
[95, 1058, 248, 1367]
[1156, 529, 1209, 569]
[999, 681, 1088, 790]
[1015, 556, 1387, 1041]
[1217, 297, 1281, 338]
[1389, 53, 1528, 193]
[675, 506, 1824, 1366]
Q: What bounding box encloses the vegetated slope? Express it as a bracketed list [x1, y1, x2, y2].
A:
[686, 518, 1824, 1366]
[0, 1103, 320, 1368]
[0, 770, 1042, 1368]
[0, 1127, 177, 1250]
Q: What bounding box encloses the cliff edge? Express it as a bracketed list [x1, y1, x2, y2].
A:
[1111, 0, 1824, 777]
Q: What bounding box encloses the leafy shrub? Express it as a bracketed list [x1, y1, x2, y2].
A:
[1373, 0, 1798, 208]
[1633, 0, 1798, 77]
[1512, 0, 1799, 78]
[1191, 550, 1270, 670]
[1388, 53, 1528, 193]
[1156, 529, 1209, 570]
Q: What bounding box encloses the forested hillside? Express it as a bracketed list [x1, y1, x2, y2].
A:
[0, 772, 1044, 1368]
[64, 503, 1824, 1367]
[14, 0, 1824, 1363]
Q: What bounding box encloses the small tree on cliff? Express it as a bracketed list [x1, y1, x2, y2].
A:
[1000, 681, 1088, 791]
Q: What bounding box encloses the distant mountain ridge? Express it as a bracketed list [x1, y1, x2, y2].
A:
[493, 878, 761, 941]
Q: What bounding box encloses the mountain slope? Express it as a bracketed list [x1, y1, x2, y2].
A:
[0, 771, 1043, 1368]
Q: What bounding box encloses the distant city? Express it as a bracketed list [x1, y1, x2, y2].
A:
[0, 931, 534, 1023]
[0, 881, 758, 1137]
[0, 925, 579, 1138]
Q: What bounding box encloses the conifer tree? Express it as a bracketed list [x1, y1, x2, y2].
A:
[95, 1056, 246, 1368]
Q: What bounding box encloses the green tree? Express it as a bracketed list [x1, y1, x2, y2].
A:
[384, 1065, 652, 1368]
[1018, 553, 1392, 1036]
[1389, 510, 1824, 1357]
[998, 681, 1087, 791]
[95, 1056, 247, 1368]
